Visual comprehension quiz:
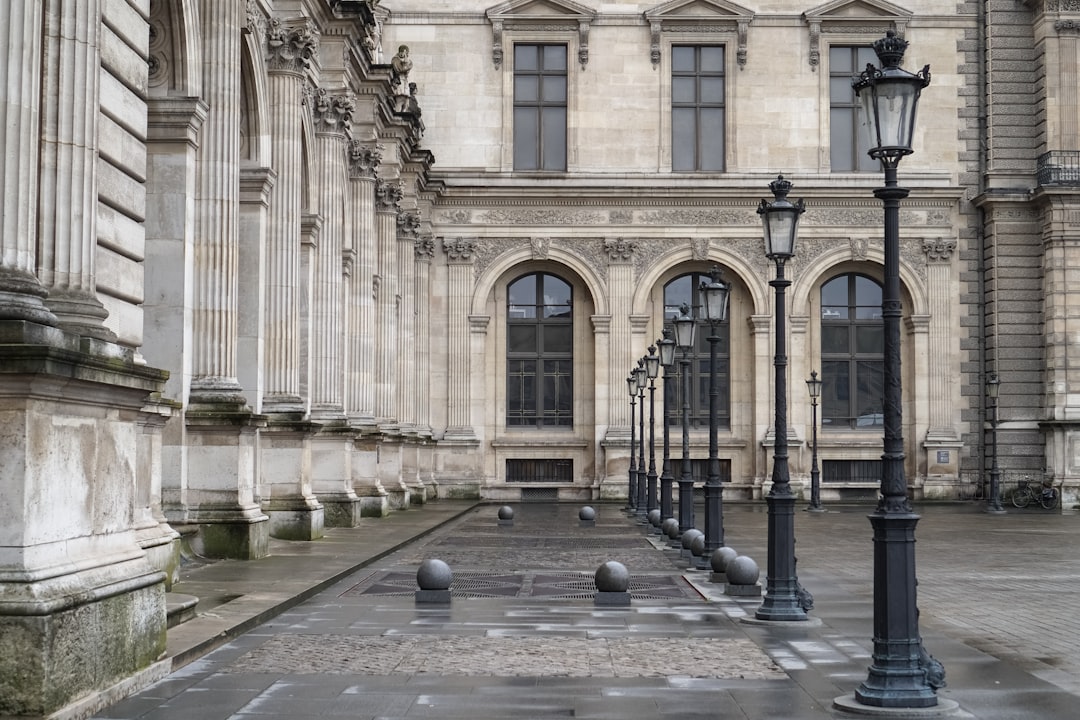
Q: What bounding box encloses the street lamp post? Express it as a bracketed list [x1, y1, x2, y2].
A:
[658, 329, 677, 524]
[626, 374, 638, 514]
[699, 267, 730, 559]
[806, 370, 824, 512]
[672, 305, 697, 539]
[851, 31, 943, 708]
[987, 374, 1005, 514]
[754, 175, 808, 622]
[645, 345, 661, 522]
[635, 359, 648, 519]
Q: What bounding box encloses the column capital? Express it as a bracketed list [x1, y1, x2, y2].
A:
[604, 237, 635, 263]
[375, 178, 402, 212]
[922, 237, 956, 263]
[397, 210, 421, 239]
[266, 16, 319, 74]
[311, 87, 354, 137]
[349, 140, 381, 179]
[415, 235, 435, 262]
[443, 237, 476, 263]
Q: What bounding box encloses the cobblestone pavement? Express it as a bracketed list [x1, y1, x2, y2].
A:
[93, 502, 1080, 719]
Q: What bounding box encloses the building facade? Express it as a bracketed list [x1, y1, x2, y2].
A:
[0, 0, 1075, 715]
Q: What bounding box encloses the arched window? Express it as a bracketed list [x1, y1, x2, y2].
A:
[507, 272, 573, 427]
[663, 272, 730, 428]
[820, 274, 883, 429]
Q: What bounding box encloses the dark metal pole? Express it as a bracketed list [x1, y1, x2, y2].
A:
[703, 324, 724, 555]
[808, 386, 823, 512]
[660, 362, 674, 523]
[627, 390, 637, 513]
[647, 374, 658, 518]
[636, 381, 647, 519]
[756, 259, 806, 621]
[987, 381, 1005, 514]
[855, 163, 941, 708]
[677, 350, 694, 537]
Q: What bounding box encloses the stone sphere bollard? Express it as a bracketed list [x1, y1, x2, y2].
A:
[681, 528, 702, 552]
[497, 505, 514, 527]
[415, 558, 452, 604]
[665, 519, 681, 546]
[710, 546, 738, 584]
[724, 555, 762, 597]
[661, 517, 678, 537]
[594, 560, 631, 607]
[647, 509, 661, 527]
[579, 505, 596, 527]
[689, 532, 708, 570]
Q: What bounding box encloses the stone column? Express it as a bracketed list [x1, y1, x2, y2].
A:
[920, 238, 962, 489]
[37, 0, 113, 340]
[750, 314, 773, 495]
[0, 0, 56, 328]
[257, 18, 323, 540]
[347, 141, 387, 516]
[309, 87, 360, 526]
[397, 210, 421, 502]
[416, 234, 437, 500]
[375, 179, 408, 508]
[602, 238, 636, 499]
[184, 0, 268, 559]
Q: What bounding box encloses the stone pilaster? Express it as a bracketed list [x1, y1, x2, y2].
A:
[415, 234, 436, 501]
[397, 210, 420, 504]
[920, 238, 962, 490]
[0, 0, 57, 327]
[375, 180, 407, 506]
[184, 0, 268, 558]
[442, 237, 478, 440]
[601, 239, 636, 498]
[38, 0, 114, 340]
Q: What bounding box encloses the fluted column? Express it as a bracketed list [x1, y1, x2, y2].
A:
[375, 179, 402, 423]
[411, 234, 435, 503]
[604, 238, 636, 499]
[37, 0, 113, 339]
[443, 237, 478, 439]
[263, 17, 317, 411]
[0, 0, 56, 327]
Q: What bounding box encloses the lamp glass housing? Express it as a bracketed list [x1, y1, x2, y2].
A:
[644, 346, 660, 379]
[852, 31, 930, 165]
[806, 370, 822, 400]
[987, 373, 999, 400]
[634, 362, 647, 391]
[672, 305, 696, 349]
[658, 331, 676, 367]
[700, 268, 730, 323]
[627, 375, 637, 398]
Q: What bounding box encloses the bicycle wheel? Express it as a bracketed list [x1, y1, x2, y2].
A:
[1012, 486, 1032, 508]
[1040, 488, 1059, 510]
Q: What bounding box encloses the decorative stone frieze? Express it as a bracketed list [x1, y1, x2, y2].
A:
[604, 238, 635, 262]
[267, 17, 319, 73]
[531, 236, 551, 259]
[691, 237, 710, 261]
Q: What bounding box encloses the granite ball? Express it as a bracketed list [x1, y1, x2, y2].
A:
[666, 520, 681, 541]
[416, 558, 453, 590]
[681, 528, 703, 551]
[661, 518, 678, 536]
[690, 532, 706, 558]
[647, 509, 661, 527]
[710, 546, 738, 573]
[579, 506, 596, 521]
[594, 560, 630, 592]
[497, 505, 514, 520]
[726, 555, 760, 585]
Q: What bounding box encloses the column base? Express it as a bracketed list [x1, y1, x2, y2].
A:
[322, 495, 363, 527]
[263, 497, 325, 540]
[387, 483, 412, 510]
[360, 492, 390, 517]
[192, 513, 270, 559]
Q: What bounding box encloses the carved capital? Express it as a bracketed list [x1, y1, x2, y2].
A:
[443, 237, 476, 262]
[267, 17, 319, 73]
[312, 88, 354, 136]
[922, 238, 956, 262]
[397, 211, 421, 239]
[375, 179, 402, 211]
[348, 140, 381, 179]
[604, 237, 635, 262]
[416, 235, 435, 262]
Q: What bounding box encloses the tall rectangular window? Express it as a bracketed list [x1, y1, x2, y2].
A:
[513, 44, 567, 171]
[672, 45, 725, 172]
[830, 46, 879, 172]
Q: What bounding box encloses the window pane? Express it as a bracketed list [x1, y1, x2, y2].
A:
[700, 108, 724, 171]
[514, 108, 538, 170]
[672, 77, 696, 104]
[855, 325, 883, 354]
[542, 275, 571, 306]
[542, 76, 566, 102]
[830, 111, 855, 171]
[515, 75, 538, 102]
[543, 325, 572, 353]
[672, 46, 695, 72]
[543, 45, 566, 71]
[855, 361, 884, 426]
[821, 277, 847, 306]
[829, 46, 852, 72]
[822, 360, 849, 424]
[700, 46, 724, 72]
[541, 107, 566, 170]
[821, 325, 850, 354]
[672, 108, 695, 171]
[855, 275, 882, 305]
[700, 76, 724, 104]
[508, 325, 537, 353]
[515, 45, 538, 71]
[664, 275, 693, 316]
[830, 76, 854, 105]
[509, 275, 536, 305]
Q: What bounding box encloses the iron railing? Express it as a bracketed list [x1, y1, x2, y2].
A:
[1036, 150, 1080, 186]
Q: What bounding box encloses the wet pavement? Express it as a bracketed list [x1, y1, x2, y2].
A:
[91, 500, 1080, 719]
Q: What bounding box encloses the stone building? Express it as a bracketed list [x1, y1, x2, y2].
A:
[0, 0, 1075, 715]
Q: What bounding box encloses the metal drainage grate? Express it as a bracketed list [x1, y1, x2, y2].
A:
[521, 487, 559, 501]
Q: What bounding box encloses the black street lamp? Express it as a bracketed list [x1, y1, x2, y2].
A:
[658, 328, 677, 524]
[634, 358, 648, 519]
[754, 175, 808, 622]
[672, 305, 697, 539]
[851, 31, 943, 708]
[806, 370, 825, 512]
[699, 267, 730, 559]
[987, 374, 1005, 514]
[626, 373, 638, 514]
[644, 345, 661, 522]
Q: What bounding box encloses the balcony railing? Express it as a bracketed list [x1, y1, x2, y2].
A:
[1036, 150, 1080, 186]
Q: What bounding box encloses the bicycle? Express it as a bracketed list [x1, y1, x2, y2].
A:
[1011, 478, 1059, 509]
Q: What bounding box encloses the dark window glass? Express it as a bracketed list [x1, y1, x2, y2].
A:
[820, 274, 884, 428]
[514, 44, 567, 171]
[830, 46, 879, 172]
[662, 272, 730, 428]
[507, 272, 573, 427]
[671, 45, 725, 172]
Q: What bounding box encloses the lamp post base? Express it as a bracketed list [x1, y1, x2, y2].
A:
[754, 492, 809, 622]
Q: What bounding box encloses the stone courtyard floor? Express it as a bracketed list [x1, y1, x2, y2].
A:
[90, 500, 1080, 719]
